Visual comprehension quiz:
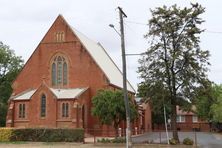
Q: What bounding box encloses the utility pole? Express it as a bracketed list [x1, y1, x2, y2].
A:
[118, 6, 132, 148]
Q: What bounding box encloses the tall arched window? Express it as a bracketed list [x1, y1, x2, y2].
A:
[52, 63, 56, 85]
[62, 103, 69, 117]
[40, 94, 46, 117]
[19, 104, 25, 118]
[51, 55, 68, 86]
[63, 62, 67, 85]
[57, 56, 63, 84]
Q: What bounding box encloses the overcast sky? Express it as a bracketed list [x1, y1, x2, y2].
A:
[0, 0, 222, 91]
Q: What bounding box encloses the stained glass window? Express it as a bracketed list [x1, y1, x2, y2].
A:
[41, 94, 46, 117]
[51, 55, 68, 86]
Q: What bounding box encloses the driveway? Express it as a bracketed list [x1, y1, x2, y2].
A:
[132, 132, 222, 148]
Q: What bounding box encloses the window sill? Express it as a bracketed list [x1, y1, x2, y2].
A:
[14, 119, 30, 122]
[56, 119, 72, 122]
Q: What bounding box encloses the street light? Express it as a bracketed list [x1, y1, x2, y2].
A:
[109, 24, 121, 36]
[109, 7, 132, 147]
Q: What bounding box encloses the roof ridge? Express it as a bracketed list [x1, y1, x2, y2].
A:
[50, 87, 89, 99]
[50, 87, 88, 90]
[10, 88, 36, 100]
[97, 43, 136, 93]
[70, 25, 135, 93]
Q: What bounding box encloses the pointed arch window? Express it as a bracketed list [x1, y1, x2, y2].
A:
[51, 55, 68, 86]
[19, 104, 25, 118]
[40, 94, 46, 117]
[62, 103, 69, 117]
[57, 56, 63, 84]
[52, 63, 56, 85]
[63, 62, 67, 85]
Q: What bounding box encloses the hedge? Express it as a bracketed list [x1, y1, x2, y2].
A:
[0, 128, 84, 142]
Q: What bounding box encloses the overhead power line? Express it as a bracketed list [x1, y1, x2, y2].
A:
[205, 30, 222, 34]
[125, 20, 222, 34]
[125, 20, 147, 26]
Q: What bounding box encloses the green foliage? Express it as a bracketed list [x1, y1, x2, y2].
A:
[97, 138, 111, 143]
[111, 137, 126, 143]
[138, 83, 171, 125]
[183, 137, 194, 145]
[92, 90, 137, 132]
[209, 85, 222, 122]
[194, 81, 215, 121]
[169, 138, 179, 145]
[0, 42, 24, 126]
[97, 137, 126, 143]
[194, 83, 222, 122]
[0, 104, 8, 127]
[0, 128, 84, 142]
[151, 106, 170, 125]
[138, 3, 209, 141]
[0, 128, 13, 142]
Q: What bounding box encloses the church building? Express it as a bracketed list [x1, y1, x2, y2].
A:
[6, 15, 151, 134]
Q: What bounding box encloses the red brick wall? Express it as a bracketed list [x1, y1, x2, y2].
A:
[12, 16, 108, 96]
[9, 15, 109, 129]
[177, 115, 210, 131]
[144, 103, 152, 132]
[56, 99, 77, 128]
[13, 101, 29, 128]
[153, 115, 210, 132]
[28, 84, 57, 128]
[7, 15, 142, 133]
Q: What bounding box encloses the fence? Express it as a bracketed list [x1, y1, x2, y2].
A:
[153, 123, 210, 132]
[84, 128, 198, 147]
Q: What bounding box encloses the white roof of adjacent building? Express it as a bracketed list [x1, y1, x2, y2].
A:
[50, 88, 88, 99]
[12, 88, 88, 100]
[13, 89, 37, 100]
[72, 27, 135, 93]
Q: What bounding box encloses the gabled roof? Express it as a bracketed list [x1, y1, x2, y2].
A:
[12, 89, 37, 100]
[67, 18, 135, 93]
[12, 15, 135, 94]
[50, 88, 88, 99]
[12, 87, 88, 100]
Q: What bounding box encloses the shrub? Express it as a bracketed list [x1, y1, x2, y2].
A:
[97, 137, 126, 143]
[169, 138, 179, 145]
[97, 138, 111, 143]
[0, 128, 84, 142]
[183, 137, 194, 145]
[0, 128, 13, 142]
[111, 137, 126, 143]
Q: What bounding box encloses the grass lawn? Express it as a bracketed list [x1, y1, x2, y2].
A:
[0, 141, 27, 144]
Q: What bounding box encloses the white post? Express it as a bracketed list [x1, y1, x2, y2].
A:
[119, 128, 122, 137]
[164, 105, 169, 144]
[135, 127, 138, 135]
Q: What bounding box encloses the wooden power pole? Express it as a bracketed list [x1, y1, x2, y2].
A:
[118, 6, 132, 148]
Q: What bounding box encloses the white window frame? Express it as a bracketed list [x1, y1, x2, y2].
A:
[192, 115, 198, 123]
[176, 115, 185, 123]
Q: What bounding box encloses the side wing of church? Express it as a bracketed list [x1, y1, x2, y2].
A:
[6, 15, 151, 133]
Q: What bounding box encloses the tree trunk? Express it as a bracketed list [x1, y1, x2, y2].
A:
[114, 122, 119, 138]
[171, 102, 179, 142]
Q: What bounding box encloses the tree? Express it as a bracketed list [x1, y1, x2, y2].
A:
[195, 83, 222, 122]
[195, 83, 222, 131]
[193, 80, 214, 121]
[0, 41, 23, 126]
[92, 89, 137, 136]
[138, 3, 210, 141]
[138, 81, 171, 126]
[209, 85, 222, 122]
